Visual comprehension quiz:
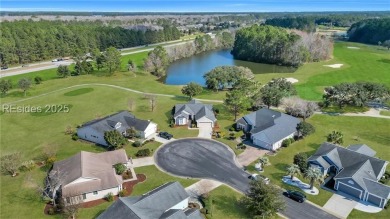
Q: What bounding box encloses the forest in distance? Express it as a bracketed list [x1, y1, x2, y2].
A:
[0, 21, 180, 65]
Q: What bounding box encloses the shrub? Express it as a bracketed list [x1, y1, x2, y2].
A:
[229, 127, 235, 132]
[294, 152, 308, 173]
[289, 138, 295, 143]
[47, 207, 55, 215]
[214, 108, 220, 114]
[19, 160, 36, 171]
[105, 192, 114, 202]
[34, 76, 43, 84]
[71, 133, 79, 141]
[150, 138, 155, 142]
[119, 189, 127, 197]
[114, 163, 127, 175]
[46, 157, 56, 167]
[132, 141, 142, 147]
[281, 139, 291, 147]
[136, 149, 151, 157]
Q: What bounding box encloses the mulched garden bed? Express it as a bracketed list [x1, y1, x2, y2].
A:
[43, 173, 147, 213]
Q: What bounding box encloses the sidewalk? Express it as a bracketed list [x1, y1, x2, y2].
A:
[185, 179, 223, 197]
[131, 157, 155, 167]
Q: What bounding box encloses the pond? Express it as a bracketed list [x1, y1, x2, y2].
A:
[165, 49, 296, 86]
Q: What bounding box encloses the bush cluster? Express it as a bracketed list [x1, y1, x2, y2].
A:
[281, 138, 295, 147]
[136, 149, 151, 157]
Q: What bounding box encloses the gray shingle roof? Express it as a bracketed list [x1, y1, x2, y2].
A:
[309, 142, 389, 196]
[79, 111, 152, 133]
[98, 182, 202, 219]
[246, 109, 300, 144]
[347, 144, 376, 157]
[51, 150, 128, 197]
[174, 100, 216, 122]
[363, 178, 390, 199]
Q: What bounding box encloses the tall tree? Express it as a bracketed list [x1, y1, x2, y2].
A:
[0, 79, 12, 95]
[104, 130, 126, 149]
[286, 164, 301, 180]
[305, 167, 324, 190]
[144, 46, 169, 77]
[181, 82, 203, 99]
[57, 65, 70, 78]
[18, 78, 32, 97]
[104, 47, 121, 74]
[294, 153, 308, 174]
[241, 181, 285, 219]
[224, 89, 250, 121]
[259, 78, 297, 108]
[296, 122, 315, 138]
[326, 130, 344, 145]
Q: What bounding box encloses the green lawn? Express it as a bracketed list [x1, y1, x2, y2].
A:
[247, 114, 390, 207]
[380, 110, 390, 116]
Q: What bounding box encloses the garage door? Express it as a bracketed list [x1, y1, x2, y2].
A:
[367, 194, 382, 207]
[198, 122, 212, 128]
[338, 182, 362, 199]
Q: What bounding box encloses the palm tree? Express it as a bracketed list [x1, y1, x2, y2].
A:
[259, 157, 270, 169]
[327, 130, 343, 145]
[305, 167, 324, 190]
[286, 164, 301, 180]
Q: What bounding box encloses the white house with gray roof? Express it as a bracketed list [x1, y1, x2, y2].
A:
[77, 111, 157, 146]
[174, 100, 216, 128]
[236, 108, 300, 150]
[97, 181, 203, 219]
[308, 142, 390, 208]
[50, 149, 133, 204]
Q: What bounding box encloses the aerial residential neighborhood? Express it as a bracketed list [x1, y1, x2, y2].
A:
[0, 1, 390, 219]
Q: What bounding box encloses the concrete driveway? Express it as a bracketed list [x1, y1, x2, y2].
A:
[151, 133, 175, 144]
[155, 138, 251, 192]
[323, 193, 357, 218]
[197, 125, 213, 139]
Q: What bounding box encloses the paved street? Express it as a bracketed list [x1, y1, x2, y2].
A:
[155, 138, 340, 219]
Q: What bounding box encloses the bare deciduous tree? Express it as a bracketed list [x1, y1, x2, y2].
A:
[282, 96, 319, 120]
[62, 193, 83, 219]
[32, 169, 66, 208]
[145, 94, 157, 112]
[65, 125, 74, 135]
[0, 152, 21, 177]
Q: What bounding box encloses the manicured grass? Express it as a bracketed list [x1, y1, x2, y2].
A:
[349, 208, 390, 219]
[247, 114, 390, 207]
[380, 110, 390, 116]
[125, 141, 162, 158]
[132, 165, 198, 195]
[63, 88, 94, 96]
[206, 185, 249, 219]
[321, 105, 369, 114]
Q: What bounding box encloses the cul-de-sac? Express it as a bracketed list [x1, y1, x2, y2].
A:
[1, 4, 390, 219]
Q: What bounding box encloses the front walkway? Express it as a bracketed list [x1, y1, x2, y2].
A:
[237, 146, 268, 167]
[323, 193, 358, 218]
[185, 179, 223, 197]
[131, 157, 155, 167]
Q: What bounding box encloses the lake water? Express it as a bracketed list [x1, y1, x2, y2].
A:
[165, 49, 296, 86]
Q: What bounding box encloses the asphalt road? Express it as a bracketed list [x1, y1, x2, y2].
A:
[155, 138, 252, 192]
[155, 138, 339, 219]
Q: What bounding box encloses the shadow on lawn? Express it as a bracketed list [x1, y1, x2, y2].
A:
[212, 195, 248, 217]
[377, 59, 390, 64]
[274, 163, 289, 172]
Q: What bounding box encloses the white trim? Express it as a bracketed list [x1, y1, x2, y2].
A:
[367, 192, 385, 207]
[337, 181, 363, 199]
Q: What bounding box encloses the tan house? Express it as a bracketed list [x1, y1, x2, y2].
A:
[50, 149, 134, 204]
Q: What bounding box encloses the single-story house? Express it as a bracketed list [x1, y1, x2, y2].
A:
[308, 142, 390, 208]
[236, 108, 301, 150]
[174, 99, 217, 128]
[97, 181, 203, 219]
[77, 111, 157, 146]
[50, 149, 133, 204]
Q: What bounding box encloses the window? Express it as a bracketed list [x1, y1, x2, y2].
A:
[93, 191, 98, 195]
[82, 193, 87, 200]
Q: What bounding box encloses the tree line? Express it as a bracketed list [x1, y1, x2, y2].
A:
[347, 18, 390, 45]
[231, 25, 332, 67]
[265, 17, 316, 32]
[0, 20, 180, 66]
[323, 82, 390, 108]
[144, 32, 234, 77]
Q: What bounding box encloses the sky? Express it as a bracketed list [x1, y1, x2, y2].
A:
[1, 0, 389, 12]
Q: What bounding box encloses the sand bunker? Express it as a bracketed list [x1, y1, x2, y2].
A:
[324, 64, 343, 68]
[347, 46, 360, 49]
[285, 77, 299, 84]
